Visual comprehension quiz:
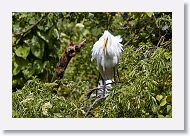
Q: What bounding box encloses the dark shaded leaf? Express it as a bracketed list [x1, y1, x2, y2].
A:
[22, 63, 35, 79]
[31, 36, 45, 59]
[37, 31, 49, 43]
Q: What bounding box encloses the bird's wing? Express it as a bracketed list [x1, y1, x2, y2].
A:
[115, 35, 123, 43]
[91, 37, 104, 61]
[110, 35, 123, 56]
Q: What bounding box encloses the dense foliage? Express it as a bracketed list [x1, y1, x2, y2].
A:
[12, 12, 172, 118]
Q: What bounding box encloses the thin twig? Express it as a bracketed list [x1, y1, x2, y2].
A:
[86, 81, 123, 99]
[85, 79, 122, 116]
[14, 14, 47, 36]
[85, 97, 106, 117]
[86, 87, 102, 99]
[123, 32, 137, 47]
[156, 32, 168, 47]
[124, 40, 131, 47]
[86, 81, 117, 98]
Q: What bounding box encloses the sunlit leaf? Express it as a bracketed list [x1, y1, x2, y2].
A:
[37, 31, 49, 43]
[15, 45, 30, 59]
[158, 115, 165, 118]
[13, 61, 21, 76]
[53, 28, 59, 39]
[160, 96, 167, 106]
[156, 95, 163, 102]
[146, 12, 153, 17]
[167, 105, 172, 113]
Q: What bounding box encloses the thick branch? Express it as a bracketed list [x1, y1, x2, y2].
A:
[51, 39, 86, 82]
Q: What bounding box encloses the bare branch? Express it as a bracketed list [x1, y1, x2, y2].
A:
[85, 97, 105, 117]
[51, 39, 86, 82]
[156, 36, 165, 47]
[123, 40, 131, 47]
[13, 14, 47, 37]
[85, 81, 123, 99]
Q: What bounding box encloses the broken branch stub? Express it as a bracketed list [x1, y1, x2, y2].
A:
[52, 39, 86, 81]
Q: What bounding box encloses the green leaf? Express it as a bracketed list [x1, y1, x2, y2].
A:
[152, 105, 157, 113]
[166, 95, 172, 103]
[164, 52, 171, 60]
[165, 115, 171, 118]
[158, 115, 165, 118]
[12, 36, 17, 45]
[160, 96, 167, 106]
[13, 61, 21, 76]
[54, 113, 63, 118]
[82, 29, 90, 36]
[43, 61, 50, 69]
[45, 19, 53, 31]
[31, 36, 45, 59]
[156, 95, 163, 102]
[167, 105, 172, 113]
[37, 31, 49, 43]
[13, 23, 22, 33]
[33, 60, 43, 74]
[29, 17, 36, 25]
[22, 63, 35, 79]
[12, 56, 27, 76]
[53, 28, 59, 39]
[146, 12, 153, 17]
[12, 79, 18, 87]
[15, 45, 30, 59]
[75, 23, 84, 29]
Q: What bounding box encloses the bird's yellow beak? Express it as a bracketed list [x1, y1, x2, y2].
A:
[104, 37, 108, 49]
[104, 37, 108, 55]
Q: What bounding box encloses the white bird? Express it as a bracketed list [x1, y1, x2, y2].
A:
[91, 30, 123, 97]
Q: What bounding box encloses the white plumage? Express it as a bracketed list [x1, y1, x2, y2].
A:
[91, 30, 123, 97]
[91, 30, 123, 80]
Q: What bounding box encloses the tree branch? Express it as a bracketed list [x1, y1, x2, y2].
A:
[85, 97, 105, 117]
[51, 39, 86, 82]
[86, 81, 117, 99]
[84, 80, 123, 116]
[14, 14, 47, 37]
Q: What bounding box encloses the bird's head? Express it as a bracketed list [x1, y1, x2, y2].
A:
[103, 30, 111, 55]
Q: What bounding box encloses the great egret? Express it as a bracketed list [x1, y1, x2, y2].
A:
[91, 30, 123, 97]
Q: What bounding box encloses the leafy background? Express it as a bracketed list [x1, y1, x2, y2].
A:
[12, 12, 172, 118]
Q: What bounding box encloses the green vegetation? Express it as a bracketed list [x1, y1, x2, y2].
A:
[12, 12, 172, 118]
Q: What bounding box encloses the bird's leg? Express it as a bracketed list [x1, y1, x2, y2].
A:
[96, 72, 101, 86]
[114, 66, 116, 82]
[117, 66, 120, 82]
[102, 78, 106, 98]
[114, 65, 119, 82]
[96, 72, 101, 97]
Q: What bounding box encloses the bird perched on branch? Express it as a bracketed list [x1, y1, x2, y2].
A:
[91, 30, 123, 98]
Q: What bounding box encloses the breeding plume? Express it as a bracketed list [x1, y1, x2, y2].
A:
[91, 30, 123, 97]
